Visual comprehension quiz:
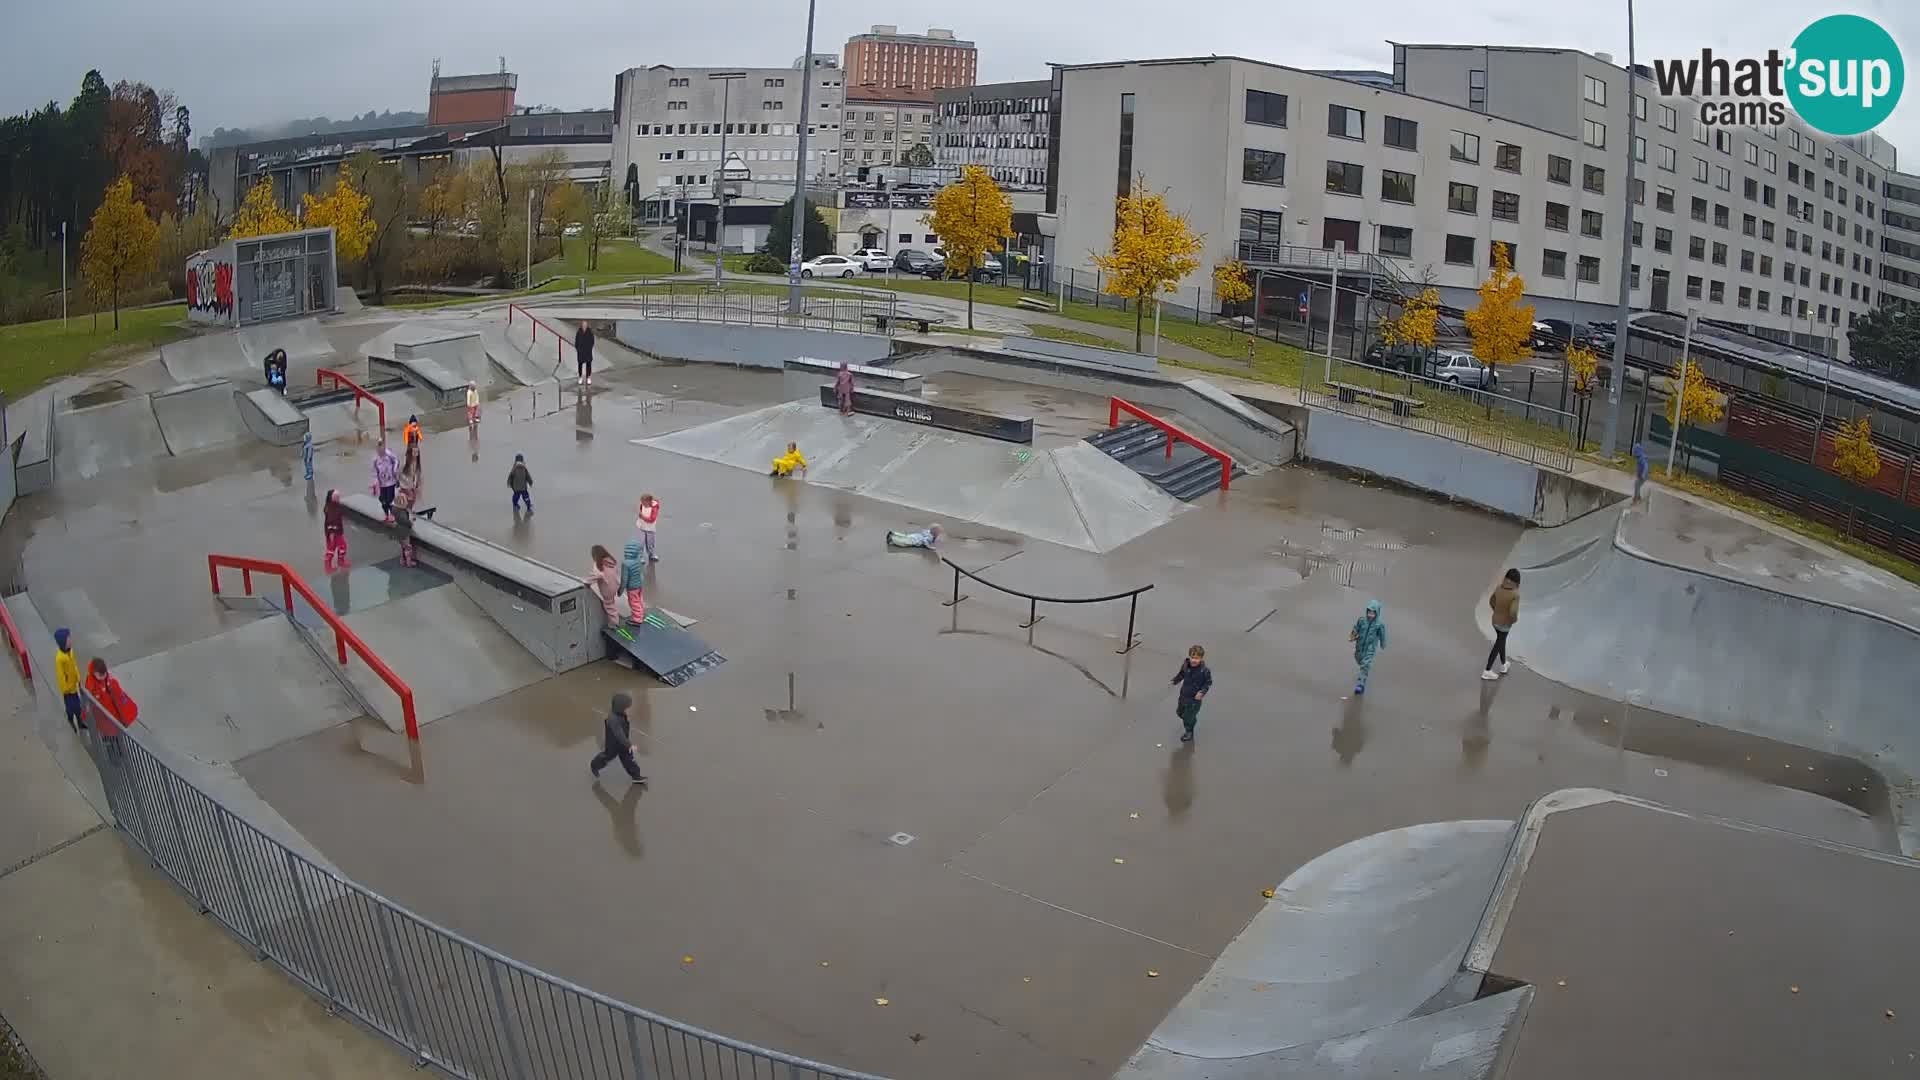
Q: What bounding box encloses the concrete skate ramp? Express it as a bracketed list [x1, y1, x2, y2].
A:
[1510, 497, 1920, 852]
[642, 400, 1189, 552]
[239, 317, 331, 368]
[236, 387, 308, 446]
[1121, 820, 1516, 1077]
[56, 396, 169, 480]
[160, 331, 251, 384]
[479, 325, 561, 386]
[149, 379, 247, 455]
[336, 584, 549, 728]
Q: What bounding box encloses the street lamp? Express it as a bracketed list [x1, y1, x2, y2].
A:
[710, 71, 746, 284]
[526, 188, 534, 291]
[788, 0, 819, 316]
[1601, 0, 1641, 456]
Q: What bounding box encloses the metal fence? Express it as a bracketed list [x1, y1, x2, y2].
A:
[1301, 356, 1579, 472]
[81, 697, 883, 1080]
[618, 281, 899, 336]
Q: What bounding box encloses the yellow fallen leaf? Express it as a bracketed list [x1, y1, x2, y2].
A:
[682, 954, 695, 964]
[1261, 889, 1276, 899]
[875, 997, 890, 1007]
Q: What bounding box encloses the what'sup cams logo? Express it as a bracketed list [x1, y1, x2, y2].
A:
[1652, 14, 1904, 136]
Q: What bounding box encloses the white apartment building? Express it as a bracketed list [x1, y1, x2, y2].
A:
[1878, 171, 1920, 309]
[610, 62, 845, 224]
[842, 86, 936, 174]
[1051, 47, 1903, 361]
[934, 79, 1052, 191]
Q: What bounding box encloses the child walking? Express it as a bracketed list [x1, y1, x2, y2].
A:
[466, 381, 481, 426]
[322, 488, 350, 573]
[1348, 600, 1388, 695]
[588, 691, 644, 783]
[619, 538, 648, 628]
[636, 494, 661, 562]
[1169, 645, 1213, 743]
[586, 545, 621, 627]
[369, 440, 399, 523]
[54, 627, 84, 732]
[507, 453, 533, 514]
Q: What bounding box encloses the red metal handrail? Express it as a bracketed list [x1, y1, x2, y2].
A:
[1108, 396, 1234, 492]
[315, 368, 388, 432]
[208, 554, 418, 740]
[0, 598, 29, 680]
[507, 303, 570, 369]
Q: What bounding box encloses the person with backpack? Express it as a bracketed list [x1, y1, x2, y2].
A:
[508, 453, 534, 514]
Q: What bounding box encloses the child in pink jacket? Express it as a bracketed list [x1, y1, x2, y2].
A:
[586, 545, 621, 625]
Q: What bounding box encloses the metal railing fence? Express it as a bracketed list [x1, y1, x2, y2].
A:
[80, 693, 884, 1080]
[618, 282, 899, 336]
[1301, 356, 1579, 472]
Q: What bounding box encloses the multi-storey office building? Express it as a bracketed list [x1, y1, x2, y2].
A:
[933, 79, 1052, 191]
[1051, 46, 1903, 361]
[842, 86, 936, 174]
[842, 25, 976, 93]
[1878, 171, 1920, 310]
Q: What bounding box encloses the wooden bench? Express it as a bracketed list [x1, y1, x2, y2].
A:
[867, 313, 933, 334]
[1016, 295, 1057, 312]
[1327, 380, 1425, 418]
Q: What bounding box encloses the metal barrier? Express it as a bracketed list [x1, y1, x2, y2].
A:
[77, 691, 886, 1080]
[620, 282, 899, 336]
[1108, 396, 1234, 491]
[940, 558, 1154, 654]
[315, 368, 388, 432]
[1302, 357, 1578, 473]
[507, 303, 571, 368]
[209, 554, 419, 740]
[0, 595, 28, 680]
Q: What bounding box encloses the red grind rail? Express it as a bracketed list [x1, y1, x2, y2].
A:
[315, 368, 388, 432]
[0, 599, 29, 680]
[507, 303, 572, 369]
[1108, 396, 1234, 492]
[208, 555, 418, 740]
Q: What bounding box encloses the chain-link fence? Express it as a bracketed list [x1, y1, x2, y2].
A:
[1301, 356, 1579, 472]
[80, 693, 884, 1080]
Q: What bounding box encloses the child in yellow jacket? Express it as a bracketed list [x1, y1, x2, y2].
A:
[54, 627, 84, 732]
[769, 442, 807, 477]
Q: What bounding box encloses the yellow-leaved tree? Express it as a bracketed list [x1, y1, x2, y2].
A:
[1213, 259, 1253, 312]
[1663, 357, 1725, 474]
[230, 178, 298, 238]
[1565, 342, 1600, 396]
[1829, 415, 1883, 536]
[1093, 176, 1205, 351]
[79, 174, 160, 330]
[924, 165, 1014, 329]
[1381, 286, 1441, 355]
[301, 167, 375, 263]
[1463, 242, 1534, 369]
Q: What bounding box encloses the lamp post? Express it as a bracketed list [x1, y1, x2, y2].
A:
[710, 72, 746, 284]
[525, 188, 534, 291]
[787, 0, 819, 317]
[1601, 0, 1642, 456]
[60, 221, 68, 328]
[1665, 307, 1696, 476]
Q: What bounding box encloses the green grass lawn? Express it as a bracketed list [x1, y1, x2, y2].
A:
[0, 304, 188, 398]
[1027, 324, 1128, 350]
[532, 237, 677, 282]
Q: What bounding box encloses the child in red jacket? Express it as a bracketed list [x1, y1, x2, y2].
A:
[85, 657, 138, 760]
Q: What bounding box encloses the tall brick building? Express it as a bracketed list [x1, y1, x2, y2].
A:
[428, 70, 518, 126]
[842, 26, 976, 93]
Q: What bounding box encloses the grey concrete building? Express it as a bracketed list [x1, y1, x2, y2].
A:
[842, 86, 936, 175]
[1878, 171, 1920, 310]
[934, 79, 1052, 191]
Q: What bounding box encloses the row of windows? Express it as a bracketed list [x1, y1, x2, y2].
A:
[637, 122, 801, 137]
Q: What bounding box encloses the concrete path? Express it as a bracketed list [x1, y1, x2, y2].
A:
[0, 669, 417, 1079]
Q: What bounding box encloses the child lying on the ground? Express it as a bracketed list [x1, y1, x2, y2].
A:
[769, 442, 807, 477]
[885, 524, 943, 549]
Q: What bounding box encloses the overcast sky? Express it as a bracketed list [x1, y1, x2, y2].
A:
[4, 0, 1917, 155]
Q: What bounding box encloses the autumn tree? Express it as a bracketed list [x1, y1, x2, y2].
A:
[301, 166, 375, 263]
[1463, 241, 1534, 369]
[79, 174, 159, 329]
[1663, 357, 1725, 474]
[1092, 176, 1205, 350]
[1213, 259, 1253, 316]
[230, 177, 298, 237]
[103, 80, 181, 219]
[1564, 342, 1600, 396]
[765, 196, 832, 263]
[1828, 415, 1883, 536]
[1381, 286, 1441, 356]
[156, 206, 218, 295]
[336, 151, 413, 301]
[925, 165, 1014, 329]
[581, 180, 632, 272]
[902, 142, 935, 168]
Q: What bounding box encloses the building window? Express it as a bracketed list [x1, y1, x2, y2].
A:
[1711, 280, 1726, 303]
[1690, 196, 1708, 223]
[1547, 155, 1571, 185]
[1239, 208, 1285, 247]
[1584, 164, 1605, 194]
[1632, 221, 1644, 247]
[1631, 263, 1642, 289]
[1687, 275, 1703, 299]
[1693, 157, 1710, 182]
[1788, 161, 1800, 182]
[1758, 289, 1770, 309]
[1760, 255, 1772, 275]
[1447, 181, 1479, 214]
[898, 233, 912, 244]
[1658, 145, 1676, 172]
[1242, 148, 1286, 186]
[1326, 160, 1364, 196]
[1659, 103, 1677, 131]
[1384, 115, 1418, 150]
[1655, 227, 1673, 252]
[1468, 69, 1487, 111]
[1744, 142, 1759, 165]
[1690, 236, 1706, 260]
[1712, 241, 1728, 265]
[1380, 168, 1416, 203]
[1656, 186, 1675, 213]
[1582, 209, 1604, 238]
[1492, 142, 1521, 172]
[1742, 214, 1757, 236]
[1635, 93, 1647, 120]
[1714, 129, 1731, 153]
[1445, 234, 1475, 265]
[1632, 179, 1646, 205]
[1744, 177, 1759, 201]
[1379, 225, 1413, 257]
[1583, 74, 1607, 105]
[1545, 201, 1569, 231]
[1578, 255, 1601, 283]
[1693, 117, 1710, 144]
[1450, 130, 1480, 163]
[1492, 190, 1520, 221]
[1714, 204, 1729, 228]
[1328, 104, 1365, 140]
[1583, 118, 1606, 148]
[1116, 92, 1135, 209]
[1634, 136, 1646, 163]
[1245, 89, 1288, 127]
[1714, 165, 1731, 190]
[1543, 249, 1567, 278]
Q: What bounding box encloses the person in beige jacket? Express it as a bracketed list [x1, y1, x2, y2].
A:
[1483, 569, 1521, 680]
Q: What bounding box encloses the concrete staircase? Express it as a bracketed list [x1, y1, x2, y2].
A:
[1085, 421, 1244, 500]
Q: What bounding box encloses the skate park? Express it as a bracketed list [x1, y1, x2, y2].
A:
[5, 290, 1918, 1079]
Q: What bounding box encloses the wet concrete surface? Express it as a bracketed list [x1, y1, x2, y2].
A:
[7, 356, 1901, 1079]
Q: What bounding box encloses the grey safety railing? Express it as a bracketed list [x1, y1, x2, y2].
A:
[78, 691, 885, 1080]
[940, 557, 1154, 654]
[622, 281, 899, 337]
[1301, 356, 1579, 473]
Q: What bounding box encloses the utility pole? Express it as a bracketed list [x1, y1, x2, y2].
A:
[1325, 240, 1344, 381]
[1601, 0, 1641, 456]
[60, 221, 68, 327]
[787, 0, 819, 317]
[525, 188, 534, 291]
[1666, 307, 1696, 476]
[711, 72, 745, 284]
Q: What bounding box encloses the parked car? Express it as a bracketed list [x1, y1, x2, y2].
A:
[562, 223, 584, 237]
[851, 248, 892, 272]
[1533, 318, 1600, 351]
[1428, 350, 1500, 389]
[800, 254, 861, 279]
[893, 249, 936, 273]
[1365, 341, 1428, 372]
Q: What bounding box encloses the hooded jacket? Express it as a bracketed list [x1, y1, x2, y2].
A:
[602, 692, 634, 753]
[574, 325, 596, 361]
[1351, 601, 1388, 664]
[370, 447, 399, 488]
[1489, 579, 1520, 630]
[53, 628, 80, 695]
[323, 492, 345, 535]
[620, 539, 647, 593]
[507, 459, 532, 492]
[84, 669, 138, 733]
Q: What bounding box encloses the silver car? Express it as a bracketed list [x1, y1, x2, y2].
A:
[1428, 350, 1500, 389]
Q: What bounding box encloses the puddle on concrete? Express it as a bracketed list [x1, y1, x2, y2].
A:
[68, 380, 136, 409]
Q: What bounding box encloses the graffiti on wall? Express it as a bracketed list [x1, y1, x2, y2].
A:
[185, 250, 234, 324]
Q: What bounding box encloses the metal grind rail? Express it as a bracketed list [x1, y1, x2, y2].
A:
[506, 303, 572, 369]
[315, 368, 388, 432]
[207, 554, 418, 740]
[940, 557, 1154, 654]
[1108, 396, 1235, 492]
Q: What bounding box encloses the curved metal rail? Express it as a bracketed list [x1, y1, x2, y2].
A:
[940, 557, 1154, 654]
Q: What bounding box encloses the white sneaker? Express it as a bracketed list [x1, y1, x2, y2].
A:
[1480, 669, 1500, 681]
[1499, 662, 1511, 674]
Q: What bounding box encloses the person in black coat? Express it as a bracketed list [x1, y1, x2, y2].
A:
[1170, 645, 1213, 743]
[589, 691, 645, 782]
[574, 323, 596, 387]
